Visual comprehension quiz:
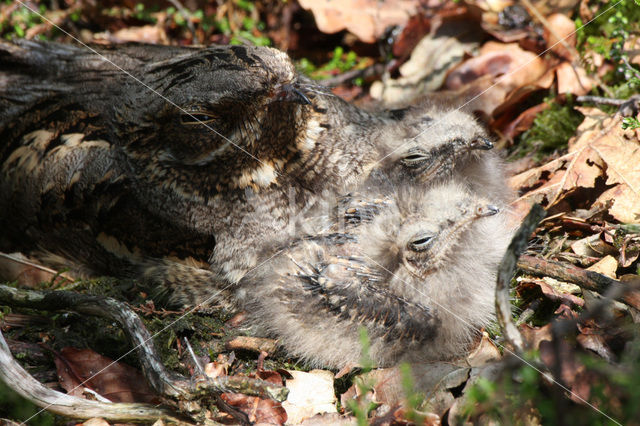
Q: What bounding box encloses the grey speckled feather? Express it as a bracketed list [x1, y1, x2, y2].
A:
[239, 182, 511, 368]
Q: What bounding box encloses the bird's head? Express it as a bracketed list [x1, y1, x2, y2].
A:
[376, 109, 493, 185]
[117, 44, 315, 199]
[361, 183, 499, 278]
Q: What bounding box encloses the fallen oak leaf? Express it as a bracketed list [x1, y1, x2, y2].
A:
[510, 108, 640, 223]
[297, 0, 419, 43]
[444, 41, 551, 116]
[53, 347, 160, 404]
[281, 370, 337, 424]
[219, 393, 287, 425]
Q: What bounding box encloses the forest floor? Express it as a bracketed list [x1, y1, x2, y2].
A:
[1, 0, 640, 425]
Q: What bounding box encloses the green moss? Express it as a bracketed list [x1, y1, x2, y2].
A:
[576, 0, 640, 53]
[296, 47, 370, 81]
[515, 98, 584, 160]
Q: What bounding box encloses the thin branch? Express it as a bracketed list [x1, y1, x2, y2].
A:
[576, 95, 629, 107]
[496, 204, 547, 352]
[0, 285, 289, 403]
[167, 0, 198, 44]
[0, 252, 75, 283]
[516, 255, 640, 310]
[319, 63, 386, 87]
[0, 330, 189, 423]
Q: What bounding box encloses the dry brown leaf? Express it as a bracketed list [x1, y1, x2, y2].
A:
[446, 41, 548, 89]
[570, 233, 618, 258]
[465, 333, 502, 367]
[370, 20, 480, 105]
[536, 278, 585, 307]
[510, 108, 640, 222]
[576, 333, 616, 362]
[297, 0, 420, 43]
[499, 102, 550, 140]
[282, 370, 337, 424]
[543, 13, 576, 60]
[519, 323, 553, 350]
[586, 255, 618, 279]
[54, 347, 159, 404]
[555, 62, 596, 96]
[220, 393, 287, 425]
[444, 42, 550, 115]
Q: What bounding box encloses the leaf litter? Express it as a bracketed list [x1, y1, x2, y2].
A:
[1, 0, 640, 424]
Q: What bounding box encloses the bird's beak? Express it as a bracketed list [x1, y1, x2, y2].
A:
[470, 137, 494, 150]
[478, 204, 500, 217]
[273, 83, 312, 105]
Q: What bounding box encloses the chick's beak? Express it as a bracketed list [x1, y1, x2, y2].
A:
[470, 137, 494, 150]
[478, 204, 500, 217]
[273, 83, 312, 105]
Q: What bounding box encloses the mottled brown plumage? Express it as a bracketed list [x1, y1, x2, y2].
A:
[0, 41, 510, 312]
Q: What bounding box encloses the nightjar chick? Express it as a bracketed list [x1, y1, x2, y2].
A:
[238, 182, 511, 368]
[370, 106, 511, 204]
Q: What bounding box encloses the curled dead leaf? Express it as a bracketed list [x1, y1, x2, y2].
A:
[542, 13, 576, 60]
[510, 109, 640, 223]
[220, 393, 287, 425]
[54, 347, 159, 404]
[297, 0, 419, 43]
[282, 370, 337, 424]
[444, 41, 550, 116]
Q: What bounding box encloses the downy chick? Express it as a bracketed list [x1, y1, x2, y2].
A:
[370, 106, 511, 204]
[239, 182, 510, 368]
[143, 105, 505, 307]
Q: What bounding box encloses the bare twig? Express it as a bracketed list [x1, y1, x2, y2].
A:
[577, 94, 640, 117]
[0, 252, 75, 284]
[320, 63, 386, 87]
[576, 95, 629, 107]
[167, 0, 198, 44]
[516, 255, 640, 310]
[0, 330, 189, 423]
[0, 285, 289, 403]
[496, 204, 547, 352]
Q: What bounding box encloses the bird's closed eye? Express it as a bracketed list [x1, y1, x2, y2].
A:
[408, 233, 436, 252]
[400, 150, 432, 168]
[180, 112, 219, 125]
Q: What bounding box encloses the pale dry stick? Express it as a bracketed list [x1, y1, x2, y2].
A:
[0, 252, 75, 284]
[496, 204, 547, 353]
[370, 0, 625, 169]
[0, 331, 190, 424]
[0, 284, 288, 402]
[517, 254, 640, 310]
